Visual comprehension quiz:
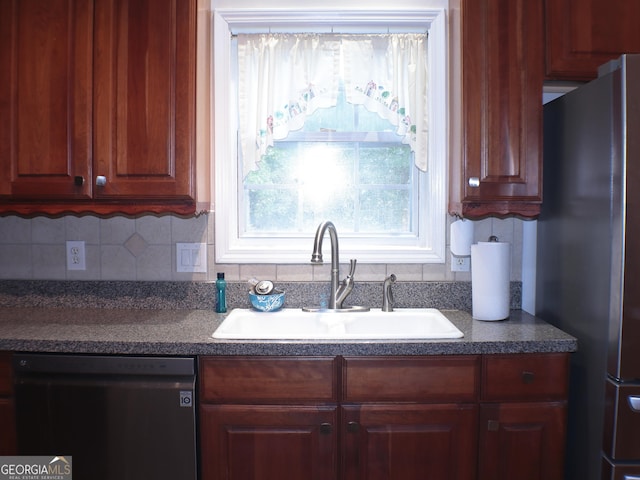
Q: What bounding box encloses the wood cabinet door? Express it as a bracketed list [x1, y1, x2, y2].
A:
[200, 404, 337, 480]
[546, 0, 640, 80]
[452, 0, 544, 218]
[478, 402, 566, 480]
[0, 353, 15, 455]
[342, 404, 478, 480]
[0, 352, 12, 397]
[93, 0, 195, 201]
[0, 0, 93, 199]
[0, 398, 16, 455]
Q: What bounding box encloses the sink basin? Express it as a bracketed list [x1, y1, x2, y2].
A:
[212, 308, 464, 340]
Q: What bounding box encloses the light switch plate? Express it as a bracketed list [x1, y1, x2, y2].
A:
[176, 243, 207, 273]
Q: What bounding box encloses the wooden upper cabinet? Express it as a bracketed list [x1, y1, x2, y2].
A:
[93, 0, 195, 202]
[0, 0, 196, 215]
[0, 0, 94, 200]
[546, 0, 640, 81]
[452, 0, 544, 219]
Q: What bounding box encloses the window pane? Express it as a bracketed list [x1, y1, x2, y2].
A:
[246, 189, 298, 232]
[359, 145, 412, 184]
[243, 141, 414, 234]
[244, 146, 299, 184]
[302, 188, 355, 231]
[359, 189, 411, 232]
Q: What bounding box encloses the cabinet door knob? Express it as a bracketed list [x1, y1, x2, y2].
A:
[74, 176, 85, 186]
[96, 176, 107, 186]
[347, 421, 360, 433]
[522, 371, 535, 384]
[468, 177, 480, 187]
[319, 423, 332, 435]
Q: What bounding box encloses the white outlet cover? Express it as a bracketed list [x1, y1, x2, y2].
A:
[176, 243, 207, 273]
[450, 252, 470, 272]
[66, 240, 86, 271]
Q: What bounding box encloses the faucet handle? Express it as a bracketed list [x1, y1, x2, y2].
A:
[347, 259, 357, 278]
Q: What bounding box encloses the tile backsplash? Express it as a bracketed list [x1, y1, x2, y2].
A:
[0, 213, 525, 284]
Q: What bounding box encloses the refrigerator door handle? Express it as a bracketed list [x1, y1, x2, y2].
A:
[627, 395, 640, 412]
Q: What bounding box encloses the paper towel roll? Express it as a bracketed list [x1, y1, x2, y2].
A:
[450, 219, 474, 256]
[471, 241, 511, 321]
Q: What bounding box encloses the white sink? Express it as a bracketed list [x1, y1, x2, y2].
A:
[212, 308, 464, 340]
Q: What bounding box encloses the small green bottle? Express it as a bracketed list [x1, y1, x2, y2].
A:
[215, 272, 227, 313]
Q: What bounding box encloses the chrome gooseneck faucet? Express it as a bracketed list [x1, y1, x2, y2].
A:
[311, 221, 357, 309]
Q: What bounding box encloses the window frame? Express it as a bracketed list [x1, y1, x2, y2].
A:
[212, 9, 448, 264]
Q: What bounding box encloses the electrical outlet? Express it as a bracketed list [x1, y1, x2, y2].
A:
[176, 243, 207, 273]
[66, 241, 86, 271]
[450, 253, 470, 272]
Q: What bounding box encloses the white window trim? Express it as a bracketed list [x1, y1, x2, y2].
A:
[213, 8, 448, 264]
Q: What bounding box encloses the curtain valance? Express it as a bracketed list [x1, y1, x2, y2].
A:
[237, 33, 428, 174]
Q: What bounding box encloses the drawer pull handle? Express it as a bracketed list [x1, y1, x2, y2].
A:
[96, 175, 107, 186]
[319, 423, 332, 435]
[347, 421, 360, 433]
[628, 396, 640, 412]
[522, 371, 535, 384]
[74, 176, 84, 186]
[468, 177, 480, 187]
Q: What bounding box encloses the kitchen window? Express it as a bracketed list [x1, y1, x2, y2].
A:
[213, 9, 447, 264]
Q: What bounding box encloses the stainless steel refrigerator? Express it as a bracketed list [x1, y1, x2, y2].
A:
[536, 54, 640, 480]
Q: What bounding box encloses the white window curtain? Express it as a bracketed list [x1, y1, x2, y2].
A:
[237, 33, 429, 174]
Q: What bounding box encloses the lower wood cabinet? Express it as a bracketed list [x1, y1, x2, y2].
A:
[478, 402, 566, 480]
[199, 353, 569, 480]
[478, 353, 569, 480]
[342, 404, 478, 480]
[340, 356, 480, 480]
[0, 352, 16, 455]
[199, 356, 338, 480]
[200, 404, 337, 480]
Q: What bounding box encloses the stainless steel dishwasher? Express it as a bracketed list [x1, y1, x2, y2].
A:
[12, 354, 197, 480]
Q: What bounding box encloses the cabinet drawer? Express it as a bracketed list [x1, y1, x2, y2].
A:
[481, 353, 569, 402]
[200, 356, 337, 404]
[0, 352, 11, 396]
[342, 356, 480, 402]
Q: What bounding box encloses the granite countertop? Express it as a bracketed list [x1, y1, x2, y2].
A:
[0, 308, 577, 356]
